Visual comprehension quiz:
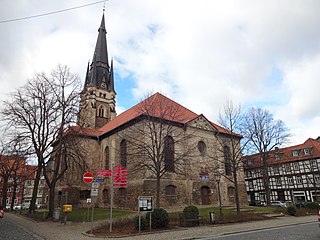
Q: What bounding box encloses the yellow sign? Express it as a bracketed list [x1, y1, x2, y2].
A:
[63, 204, 72, 213]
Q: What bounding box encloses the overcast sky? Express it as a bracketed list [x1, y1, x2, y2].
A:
[1, 0, 320, 145]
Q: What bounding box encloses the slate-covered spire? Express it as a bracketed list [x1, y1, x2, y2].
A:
[84, 13, 114, 91]
[93, 13, 109, 66]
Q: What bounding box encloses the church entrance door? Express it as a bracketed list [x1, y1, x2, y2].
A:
[201, 186, 210, 205]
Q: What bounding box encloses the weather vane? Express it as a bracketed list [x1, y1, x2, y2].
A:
[103, 0, 109, 12]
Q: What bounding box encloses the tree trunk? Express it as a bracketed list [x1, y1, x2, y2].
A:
[29, 165, 42, 215]
[47, 182, 56, 219]
[156, 176, 161, 208]
[233, 171, 240, 213]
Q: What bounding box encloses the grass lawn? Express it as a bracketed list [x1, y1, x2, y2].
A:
[31, 208, 135, 222]
[66, 208, 136, 222]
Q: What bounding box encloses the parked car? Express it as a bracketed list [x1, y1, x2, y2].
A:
[271, 201, 287, 208]
[318, 209, 320, 228]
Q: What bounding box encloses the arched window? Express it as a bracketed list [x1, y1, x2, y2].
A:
[105, 146, 110, 170]
[198, 141, 206, 155]
[120, 139, 127, 168]
[98, 105, 105, 117]
[228, 186, 235, 197]
[165, 185, 176, 200]
[164, 136, 175, 172]
[224, 146, 232, 176]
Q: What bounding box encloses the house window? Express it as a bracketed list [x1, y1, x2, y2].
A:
[304, 148, 311, 155]
[224, 146, 232, 176]
[292, 150, 299, 157]
[293, 162, 300, 171]
[284, 164, 291, 172]
[246, 170, 252, 178]
[14, 198, 18, 205]
[310, 160, 317, 169]
[275, 153, 281, 160]
[248, 181, 253, 189]
[273, 166, 279, 174]
[6, 197, 10, 205]
[165, 185, 176, 200]
[296, 176, 302, 184]
[315, 175, 320, 184]
[276, 178, 281, 186]
[8, 177, 13, 182]
[98, 105, 105, 117]
[197, 141, 206, 155]
[120, 139, 127, 168]
[15, 186, 20, 193]
[7, 187, 12, 192]
[287, 177, 293, 185]
[105, 146, 110, 170]
[164, 136, 175, 172]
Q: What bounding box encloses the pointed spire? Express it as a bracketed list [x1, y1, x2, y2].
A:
[109, 58, 115, 93]
[93, 13, 109, 66]
[84, 13, 115, 91]
[84, 61, 90, 89]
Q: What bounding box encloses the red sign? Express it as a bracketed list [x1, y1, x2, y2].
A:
[96, 169, 112, 177]
[83, 172, 94, 183]
[113, 166, 127, 188]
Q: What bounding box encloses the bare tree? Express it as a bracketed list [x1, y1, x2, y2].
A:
[117, 93, 196, 208]
[1, 65, 83, 216]
[217, 100, 248, 213]
[242, 107, 290, 205]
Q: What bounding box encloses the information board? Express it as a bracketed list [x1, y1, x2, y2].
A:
[138, 196, 153, 212]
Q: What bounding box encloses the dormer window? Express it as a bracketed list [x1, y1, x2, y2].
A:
[275, 153, 281, 160]
[303, 148, 311, 155]
[292, 150, 300, 157]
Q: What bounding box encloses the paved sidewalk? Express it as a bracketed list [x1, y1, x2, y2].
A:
[6, 212, 317, 240]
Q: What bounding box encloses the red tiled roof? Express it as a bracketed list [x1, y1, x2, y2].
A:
[243, 138, 320, 168]
[77, 92, 238, 138]
[99, 92, 198, 134]
[68, 125, 102, 137]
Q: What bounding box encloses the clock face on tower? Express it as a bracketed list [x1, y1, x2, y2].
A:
[101, 82, 106, 88]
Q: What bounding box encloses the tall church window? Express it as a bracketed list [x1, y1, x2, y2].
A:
[164, 136, 175, 172]
[224, 146, 232, 176]
[165, 185, 176, 200]
[198, 141, 206, 155]
[120, 139, 127, 168]
[105, 146, 110, 170]
[98, 105, 105, 117]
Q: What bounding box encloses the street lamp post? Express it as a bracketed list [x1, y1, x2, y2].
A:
[214, 171, 223, 224]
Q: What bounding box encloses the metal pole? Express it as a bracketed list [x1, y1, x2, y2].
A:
[109, 176, 113, 233]
[90, 201, 94, 234]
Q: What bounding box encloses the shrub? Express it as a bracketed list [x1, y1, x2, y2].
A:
[133, 215, 148, 230]
[146, 208, 169, 229]
[183, 205, 199, 218]
[304, 202, 320, 210]
[287, 206, 296, 216]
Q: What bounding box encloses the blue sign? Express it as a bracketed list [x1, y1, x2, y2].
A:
[95, 178, 104, 182]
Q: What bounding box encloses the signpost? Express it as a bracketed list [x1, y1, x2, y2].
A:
[83, 172, 94, 183]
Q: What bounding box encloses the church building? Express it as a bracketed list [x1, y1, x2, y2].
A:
[56, 13, 248, 210]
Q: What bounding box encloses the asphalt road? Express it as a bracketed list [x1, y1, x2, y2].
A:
[201, 222, 320, 240]
[0, 216, 43, 240]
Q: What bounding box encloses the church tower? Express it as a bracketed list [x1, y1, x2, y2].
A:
[78, 13, 116, 129]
